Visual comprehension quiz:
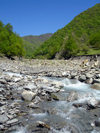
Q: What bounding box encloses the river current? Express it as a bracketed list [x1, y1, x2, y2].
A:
[4, 74, 100, 133]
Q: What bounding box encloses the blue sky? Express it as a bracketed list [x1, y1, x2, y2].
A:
[0, 0, 100, 36]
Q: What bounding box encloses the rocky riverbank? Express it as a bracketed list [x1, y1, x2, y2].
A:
[0, 57, 100, 133]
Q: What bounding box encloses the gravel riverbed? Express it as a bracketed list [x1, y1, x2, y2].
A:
[0, 57, 100, 133]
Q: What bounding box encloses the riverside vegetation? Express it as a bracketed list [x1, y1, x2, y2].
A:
[0, 4, 100, 59]
[0, 21, 25, 58]
[33, 4, 100, 59]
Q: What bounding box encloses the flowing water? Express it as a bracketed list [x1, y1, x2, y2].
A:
[5, 74, 100, 133]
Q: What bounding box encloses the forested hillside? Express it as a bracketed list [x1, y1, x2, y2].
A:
[33, 4, 100, 59]
[22, 33, 52, 58]
[0, 21, 25, 58]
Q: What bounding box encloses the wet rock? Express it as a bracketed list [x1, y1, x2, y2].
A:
[94, 61, 99, 67]
[0, 101, 6, 106]
[79, 75, 86, 82]
[0, 79, 7, 84]
[86, 73, 93, 79]
[50, 93, 59, 101]
[71, 72, 77, 79]
[41, 86, 60, 93]
[93, 79, 100, 84]
[7, 114, 14, 119]
[62, 71, 70, 77]
[73, 103, 83, 108]
[52, 81, 64, 89]
[96, 74, 100, 78]
[86, 104, 96, 110]
[95, 120, 100, 127]
[28, 103, 39, 109]
[92, 83, 100, 90]
[34, 96, 42, 104]
[37, 121, 50, 130]
[21, 90, 36, 101]
[86, 78, 93, 84]
[0, 88, 5, 92]
[6, 118, 18, 125]
[24, 83, 37, 91]
[67, 91, 78, 102]
[0, 114, 8, 123]
[88, 97, 99, 106]
[0, 124, 4, 130]
[12, 77, 21, 82]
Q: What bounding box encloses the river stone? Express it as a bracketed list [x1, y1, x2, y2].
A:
[34, 96, 42, 104]
[41, 86, 60, 93]
[0, 114, 8, 123]
[67, 91, 78, 102]
[0, 101, 6, 106]
[6, 118, 18, 125]
[52, 81, 64, 88]
[0, 124, 4, 130]
[91, 83, 100, 90]
[62, 71, 70, 77]
[93, 79, 100, 83]
[50, 93, 59, 101]
[86, 78, 93, 84]
[36, 121, 50, 129]
[86, 73, 93, 79]
[28, 103, 39, 109]
[12, 77, 21, 82]
[24, 83, 37, 91]
[0, 79, 7, 84]
[79, 75, 86, 82]
[21, 90, 36, 101]
[96, 74, 100, 78]
[71, 72, 77, 79]
[88, 97, 99, 106]
[95, 120, 100, 127]
[0, 88, 5, 92]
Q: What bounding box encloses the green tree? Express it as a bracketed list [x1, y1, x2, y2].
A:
[62, 35, 78, 58]
[0, 21, 25, 58]
[89, 32, 100, 49]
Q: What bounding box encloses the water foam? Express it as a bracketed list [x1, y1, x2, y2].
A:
[12, 127, 27, 133]
[49, 127, 70, 133]
[31, 112, 47, 117]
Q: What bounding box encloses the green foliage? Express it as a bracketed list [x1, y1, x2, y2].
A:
[33, 4, 100, 59]
[88, 31, 100, 49]
[61, 35, 78, 58]
[0, 21, 25, 57]
[22, 33, 52, 58]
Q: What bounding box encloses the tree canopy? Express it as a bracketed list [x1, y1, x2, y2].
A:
[0, 21, 25, 58]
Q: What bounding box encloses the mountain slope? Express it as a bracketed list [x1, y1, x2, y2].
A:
[22, 33, 52, 58]
[33, 4, 100, 59]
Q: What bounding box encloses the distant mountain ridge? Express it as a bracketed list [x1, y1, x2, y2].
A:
[33, 4, 100, 59]
[22, 33, 53, 58]
[23, 33, 53, 46]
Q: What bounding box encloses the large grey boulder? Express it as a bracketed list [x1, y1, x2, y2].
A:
[21, 90, 36, 101]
